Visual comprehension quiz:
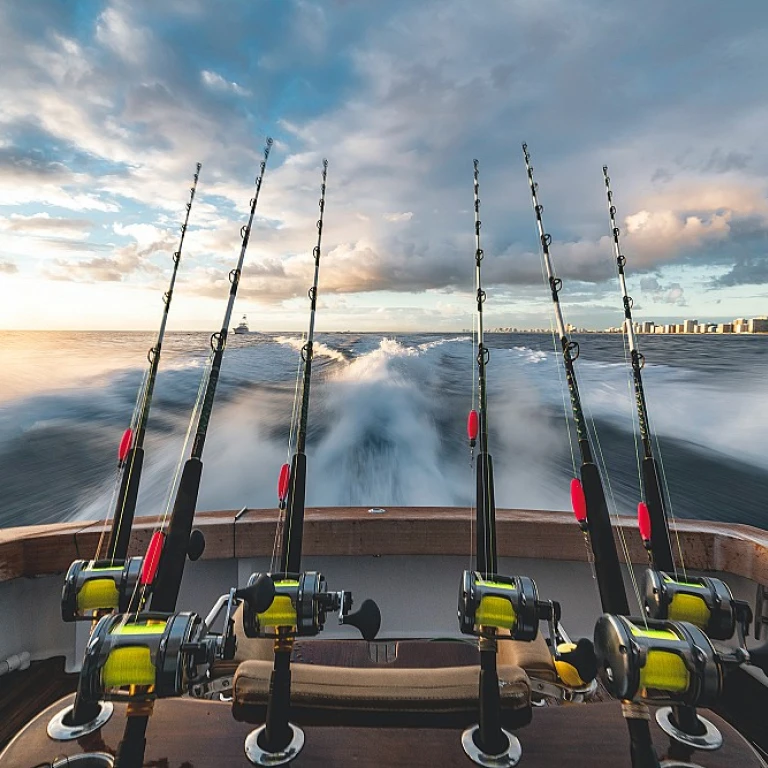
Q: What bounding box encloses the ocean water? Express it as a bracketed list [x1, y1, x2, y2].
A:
[1, 330, 767, 531]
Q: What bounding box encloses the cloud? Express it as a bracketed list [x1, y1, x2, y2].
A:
[1, 212, 92, 239]
[0, 260, 18, 274]
[200, 70, 250, 96]
[1, 0, 768, 328]
[639, 276, 687, 306]
[95, 6, 150, 65]
[713, 257, 768, 287]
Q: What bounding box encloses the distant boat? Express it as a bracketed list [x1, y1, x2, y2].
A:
[233, 314, 249, 334]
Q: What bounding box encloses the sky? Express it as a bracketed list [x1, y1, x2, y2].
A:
[1, 0, 767, 332]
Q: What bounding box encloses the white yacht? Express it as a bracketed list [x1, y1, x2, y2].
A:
[233, 314, 249, 334]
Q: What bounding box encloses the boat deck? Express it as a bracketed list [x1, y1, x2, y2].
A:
[6, 694, 764, 767]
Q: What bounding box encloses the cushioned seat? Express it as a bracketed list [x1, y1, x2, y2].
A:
[232, 659, 531, 727]
[229, 607, 561, 728]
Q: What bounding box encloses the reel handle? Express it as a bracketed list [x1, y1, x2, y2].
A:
[341, 598, 381, 641]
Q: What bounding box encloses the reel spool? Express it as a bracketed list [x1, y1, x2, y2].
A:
[241, 571, 381, 641]
[458, 572, 541, 640]
[644, 570, 737, 641]
[594, 615, 722, 708]
[79, 612, 218, 703]
[61, 558, 143, 621]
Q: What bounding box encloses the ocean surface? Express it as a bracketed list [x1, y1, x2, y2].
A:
[1, 331, 767, 531]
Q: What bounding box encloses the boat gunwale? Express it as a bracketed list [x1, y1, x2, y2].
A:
[1, 507, 767, 586]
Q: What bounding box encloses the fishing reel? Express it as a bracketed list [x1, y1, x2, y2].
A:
[595, 615, 725, 708]
[77, 575, 277, 703]
[241, 570, 381, 641]
[61, 558, 144, 621]
[79, 612, 214, 703]
[459, 572, 542, 640]
[458, 571, 598, 692]
[643, 569, 752, 644]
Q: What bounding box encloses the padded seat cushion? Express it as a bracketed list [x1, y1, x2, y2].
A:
[233, 605, 557, 682]
[233, 659, 530, 713]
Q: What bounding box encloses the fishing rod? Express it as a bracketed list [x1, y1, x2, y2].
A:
[54, 163, 202, 733]
[109, 138, 274, 768]
[459, 160, 598, 768]
[279, 158, 328, 575]
[107, 162, 202, 562]
[522, 144, 628, 616]
[239, 160, 380, 767]
[468, 158, 497, 578]
[61, 164, 203, 624]
[521, 144, 664, 768]
[602, 166, 675, 573]
[601, 167, 749, 762]
[150, 137, 272, 611]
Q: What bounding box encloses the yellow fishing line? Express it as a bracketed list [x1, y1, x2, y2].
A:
[668, 593, 710, 628]
[640, 650, 689, 693]
[476, 596, 516, 630]
[258, 596, 297, 628]
[102, 647, 156, 688]
[77, 579, 119, 611]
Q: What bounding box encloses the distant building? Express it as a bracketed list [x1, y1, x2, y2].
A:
[642, 321, 655, 333]
[654, 326, 665, 334]
[683, 319, 697, 333]
[696, 324, 707, 334]
[733, 318, 749, 333]
[717, 323, 733, 333]
[749, 317, 768, 333]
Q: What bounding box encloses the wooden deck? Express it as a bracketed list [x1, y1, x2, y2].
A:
[3, 694, 764, 767]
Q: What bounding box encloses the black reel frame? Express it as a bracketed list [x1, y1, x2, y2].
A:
[76, 578, 273, 705]
[643, 568, 752, 645]
[79, 611, 218, 703]
[595, 614, 724, 708]
[459, 572, 548, 641]
[62, 558, 144, 622]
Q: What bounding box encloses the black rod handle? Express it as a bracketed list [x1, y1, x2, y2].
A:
[108, 446, 145, 560]
[150, 457, 204, 613]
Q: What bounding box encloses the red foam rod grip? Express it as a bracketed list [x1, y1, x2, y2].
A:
[638, 501, 651, 543]
[467, 410, 478, 444]
[571, 478, 587, 525]
[277, 463, 291, 502]
[118, 428, 134, 463]
[140, 531, 165, 586]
